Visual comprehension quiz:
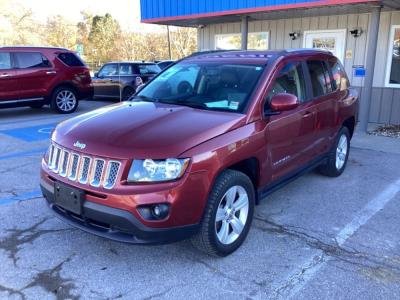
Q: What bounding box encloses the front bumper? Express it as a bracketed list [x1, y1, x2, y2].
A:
[40, 179, 200, 244]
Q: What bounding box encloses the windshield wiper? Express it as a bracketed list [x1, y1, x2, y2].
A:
[132, 95, 156, 102]
[158, 99, 208, 110]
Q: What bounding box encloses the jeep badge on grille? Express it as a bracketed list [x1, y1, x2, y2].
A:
[73, 141, 86, 150]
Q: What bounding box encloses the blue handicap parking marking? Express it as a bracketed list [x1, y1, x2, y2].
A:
[0, 123, 57, 142]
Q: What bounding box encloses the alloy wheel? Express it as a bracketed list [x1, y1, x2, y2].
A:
[56, 90, 77, 112]
[336, 134, 348, 170]
[215, 185, 249, 245]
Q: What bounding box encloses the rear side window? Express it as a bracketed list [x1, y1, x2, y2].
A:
[15, 52, 51, 68]
[0, 52, 11, 69]
[328, 60, 350, 91]
[138, 64, 161, 75]
[58, 53, 85, 67]
[307, 60, 332, 97]
[119, 64, 134, 75]
[98, 64, 118, 77]
[267, 61, 306, 103]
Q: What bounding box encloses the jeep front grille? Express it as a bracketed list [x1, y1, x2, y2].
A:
[48, 144, 121, 189]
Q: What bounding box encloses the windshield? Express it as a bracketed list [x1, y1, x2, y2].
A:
[135, 61, 266, 113]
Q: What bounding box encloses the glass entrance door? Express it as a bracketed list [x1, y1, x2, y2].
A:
[303, 30, 347, 62]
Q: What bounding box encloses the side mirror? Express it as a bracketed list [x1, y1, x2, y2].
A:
[266, 93, 299, 116]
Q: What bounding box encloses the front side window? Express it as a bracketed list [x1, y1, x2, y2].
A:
[328, 60, 349, 91]
[0, 52, 11, 70]
[15, 52, 50, 69]
[98, 64, 118, 77]
[267, 61, 306, 103]
[307, 60, 332, 98]
[138, 64, 161, 75]
[136, 62, 265, 113]
[215, 32, 269, 50]
[387, 25, 400, 86]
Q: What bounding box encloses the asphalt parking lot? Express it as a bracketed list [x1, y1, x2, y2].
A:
[0, 100, 400, 300]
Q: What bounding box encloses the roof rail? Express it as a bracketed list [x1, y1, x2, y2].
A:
[188, 49, 237, 57]
[0, 46, 69, 51]
[284, 48, 333, 55]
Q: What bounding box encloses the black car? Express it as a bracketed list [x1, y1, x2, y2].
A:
[92, 62, 161, 100]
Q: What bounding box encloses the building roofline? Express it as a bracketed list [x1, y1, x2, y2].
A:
[141, 0, 380, 25]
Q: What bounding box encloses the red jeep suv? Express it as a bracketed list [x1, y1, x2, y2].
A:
[0, 47, 93, 113]
[40, 50, 358, 256]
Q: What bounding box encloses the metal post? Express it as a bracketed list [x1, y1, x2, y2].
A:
[167, 25, 172, 60]
[241, 16, 249, 50]
[359, 6, 381, 132]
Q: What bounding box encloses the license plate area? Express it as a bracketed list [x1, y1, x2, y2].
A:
[54, 182, 85, 215]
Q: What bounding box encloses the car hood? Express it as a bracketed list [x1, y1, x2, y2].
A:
[53, 101, 246, 159]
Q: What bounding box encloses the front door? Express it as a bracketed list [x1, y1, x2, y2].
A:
[93, 63, 121, 98]
[264, 61, 317, 181]
[0, 51, 18, 101]
[303, 30, 347, 62]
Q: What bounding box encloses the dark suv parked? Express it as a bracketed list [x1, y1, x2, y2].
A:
[0, 47, 93, 113]
[41, 49, 358, 256]
[92, 62, 161, 100]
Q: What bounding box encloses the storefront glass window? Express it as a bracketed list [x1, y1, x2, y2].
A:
[388, 26, 400, 86]
[215, 32, 269, 50]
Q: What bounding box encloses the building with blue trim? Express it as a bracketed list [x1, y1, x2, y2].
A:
[140, 0, 400, 128]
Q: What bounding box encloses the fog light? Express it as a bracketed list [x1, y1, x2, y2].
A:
[137, 204, 170, 221]
[151, 204, 169, 220]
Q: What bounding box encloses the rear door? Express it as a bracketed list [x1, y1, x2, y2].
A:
[13, 51, 54, 99]
[305, 59, 336, 155]
[0, 51, 18, 101]
[264, 60, 317, 181]
[93, 63, 120, 98]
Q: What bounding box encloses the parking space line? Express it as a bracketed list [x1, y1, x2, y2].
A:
[0, 189, 42, 206]
[274, 178, 400, 299]
[0, 147, 47, 161]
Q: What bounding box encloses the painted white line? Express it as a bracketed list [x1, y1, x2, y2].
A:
[273, 178, 400, 300]
[336, 178, 400, 246]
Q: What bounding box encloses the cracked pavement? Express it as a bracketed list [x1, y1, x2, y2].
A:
[1, 101, 400, 299]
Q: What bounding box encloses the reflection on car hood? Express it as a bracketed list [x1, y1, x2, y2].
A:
[53, 101, 246, 159]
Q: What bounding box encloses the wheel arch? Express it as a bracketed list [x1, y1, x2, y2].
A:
[342, 116, 356, 138]
[224, 157, 260, 204]
[48, 82, 79, 102]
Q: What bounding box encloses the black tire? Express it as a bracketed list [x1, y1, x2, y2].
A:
[30, 102, 44, 109]
[318, 127, 350, 177]
[122, 87, 135, 101]
[191, 169, 255, 257]
[50, 86, 79, 114]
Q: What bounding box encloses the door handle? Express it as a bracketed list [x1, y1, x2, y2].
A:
[303, 111, 314, 118]
[46, 71, 57, 75]
[0, 74, 11, 78]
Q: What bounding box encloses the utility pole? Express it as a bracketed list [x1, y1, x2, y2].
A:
[167, 25, 172, 60]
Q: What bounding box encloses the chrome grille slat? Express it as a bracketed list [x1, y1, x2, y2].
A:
[48, 143, 121, 189]
[103, 161, 121, 189]
[90, 159, 105, 187]
[68, 153, 80, 181]
[53, 147, 62, 173]
[59, 150, 70, 177]
[79, 156, 91, 184]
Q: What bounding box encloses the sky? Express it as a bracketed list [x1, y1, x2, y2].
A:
[14, 0, 161, 32]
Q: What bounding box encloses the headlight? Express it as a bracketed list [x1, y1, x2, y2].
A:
[127, 158, 190, 182]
